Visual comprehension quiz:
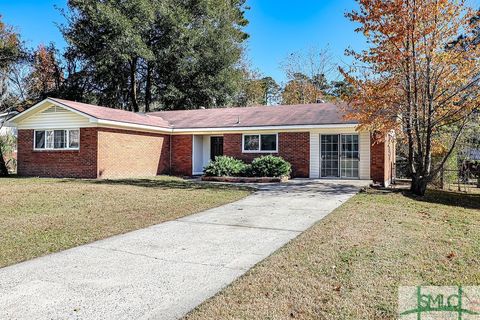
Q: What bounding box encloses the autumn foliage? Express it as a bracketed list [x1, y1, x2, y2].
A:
[342, 0, 480, 195]
[281, 78, 324, 105]
[26, 44, 63, 100]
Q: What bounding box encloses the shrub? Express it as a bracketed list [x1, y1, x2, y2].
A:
[0, 134, 17, 174]
[250, 155, 292, 177]
[240, 164, 253, 177]
[203, 156, 247, 177]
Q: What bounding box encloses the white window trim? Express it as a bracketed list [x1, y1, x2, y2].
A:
[242, 133, 278, 153]
[33, 129, 80, 151]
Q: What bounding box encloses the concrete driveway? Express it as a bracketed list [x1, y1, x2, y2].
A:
[0, 179, 369, 320]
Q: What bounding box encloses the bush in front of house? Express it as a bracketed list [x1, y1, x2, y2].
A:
[250, 155, 292, 177]
[204, 155, 292, 178]
[240, 164, 254, 177]
[203, 156, 247, 177]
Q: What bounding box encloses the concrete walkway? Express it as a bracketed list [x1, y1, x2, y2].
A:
[0, 179, 369, 320]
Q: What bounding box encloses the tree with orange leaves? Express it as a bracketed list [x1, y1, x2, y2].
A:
[342, 0, 480, 195]
[26, 44, 63, 101]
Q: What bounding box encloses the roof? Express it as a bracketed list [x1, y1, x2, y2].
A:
[149, 103, 356, 129]
[11, 98, 357, 131]
[49, 98, 171, 129]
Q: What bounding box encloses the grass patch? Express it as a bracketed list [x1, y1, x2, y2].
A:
[184, 188, 480, 320]
[0, 176, 250, 268]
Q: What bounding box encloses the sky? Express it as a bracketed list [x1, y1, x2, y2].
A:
[1, 0, 479, 84]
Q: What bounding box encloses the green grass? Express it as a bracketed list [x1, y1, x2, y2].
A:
[184, 188, 480, 320]
[0, 176, 250, 268]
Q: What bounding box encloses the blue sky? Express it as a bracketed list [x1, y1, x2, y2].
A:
[1, 0, 479, 84]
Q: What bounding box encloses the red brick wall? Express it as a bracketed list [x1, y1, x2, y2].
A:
[97, 128, 170, 178]
[223, 132, 310, 178]
[17, 128, 98, 178]
[279, 132, 310, 178]
[17, 128, 312, 179]
[371, 132, 396, 186]
[171, 135, 192, 176]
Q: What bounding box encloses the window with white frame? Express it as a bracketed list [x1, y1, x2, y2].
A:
[242, 134, 277, 152]
[34, 129, 80, 150]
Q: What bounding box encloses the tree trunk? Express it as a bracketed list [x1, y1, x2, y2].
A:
[0, 148, 9, 177]
[145, 62, 152, 113]
[129, 57, 139, 113]
[410, 175, 428, 196]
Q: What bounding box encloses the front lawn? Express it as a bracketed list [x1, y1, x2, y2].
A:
[0, 176, 250, 268]
[185, 188, 480, 320]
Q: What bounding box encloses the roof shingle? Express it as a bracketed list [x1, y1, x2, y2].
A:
[47, 99, 356, 129]
[149, 103, 356, 129]
[50, 98, 171, 128]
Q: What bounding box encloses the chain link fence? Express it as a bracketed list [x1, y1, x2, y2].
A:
[395, 158, 480, 193]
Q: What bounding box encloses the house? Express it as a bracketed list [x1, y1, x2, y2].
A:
[8, 98, 395, 185]
[0, 110, 19, 137]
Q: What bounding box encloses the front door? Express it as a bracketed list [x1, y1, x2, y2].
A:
[321, 134, 340, 178]
[210, 136, 224, 160]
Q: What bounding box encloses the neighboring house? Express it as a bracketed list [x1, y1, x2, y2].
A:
[9, 98, 395, 185]
[0, 111, 19, 137]
[464, 148, 480, 161]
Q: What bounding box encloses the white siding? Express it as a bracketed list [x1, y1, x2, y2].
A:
[359, 131, 371, 180]
[17, 105, 93, 129]
[192, 135, 204, 174]
[309, 132, 320, 178]
[202, 135, 211, 168]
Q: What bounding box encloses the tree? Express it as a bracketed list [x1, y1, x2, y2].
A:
[61, 0, 155, 111]
[61, 0, 249, 111]
[280, 47, 337, 104]
[26, 44, 64, 101]
[150, 0, 249, 110]
[342, 0, 480, 195]
[449, 8, 480, 48]
[260, 76, 281, 105]
[281, 72, 324, 104]
[330, 80, 355, 99]
[0, 16, 23, 176]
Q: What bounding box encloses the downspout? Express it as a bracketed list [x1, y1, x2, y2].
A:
[169, 129, 173, 175]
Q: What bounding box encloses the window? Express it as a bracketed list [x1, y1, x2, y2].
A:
[242, 134, 277, 152]
[69, 130, 79, 149]
[34, 129, 80, 150]
[54, 130, 66, 149]
[35, 131, 45, 149]
[340, 134, 359, 178]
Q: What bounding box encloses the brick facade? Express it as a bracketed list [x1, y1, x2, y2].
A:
[97, 128, 170, 178]
[17, 128, 98, 178]
[279, 132, 310, 178]
[17, 128, 170, 179]
[170, 135, 193, 176]
[371, 132, 396, 186]
[17, 127, 392, 182]
[223, 132, 310, 178]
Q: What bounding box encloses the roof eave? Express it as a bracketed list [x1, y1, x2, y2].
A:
[171, 123, 359, 133]
[95, 119, 173, 133]
[9, 98, 98, 124]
